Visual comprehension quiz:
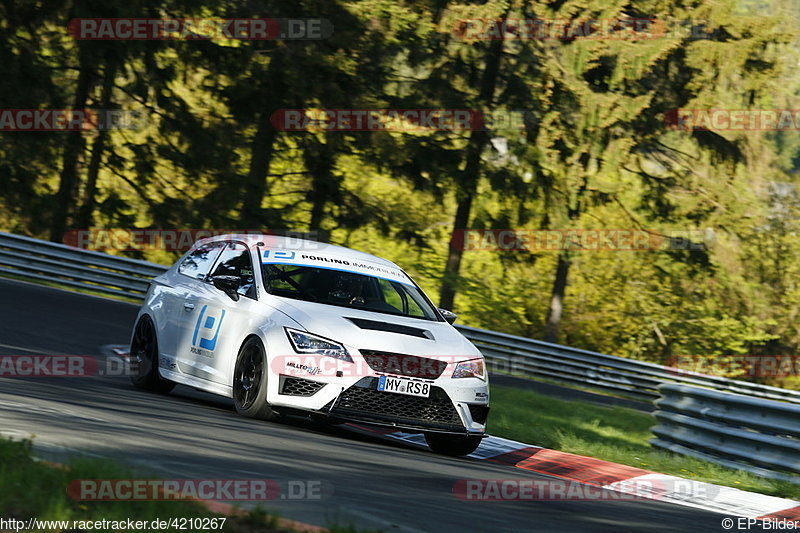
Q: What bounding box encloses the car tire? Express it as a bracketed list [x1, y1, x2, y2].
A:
[424, 433, 482, 456]
[130, 316, 175, 393]
[232, 337, 279, 421]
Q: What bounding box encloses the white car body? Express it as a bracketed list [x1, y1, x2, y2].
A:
[131, 234, 489, 441]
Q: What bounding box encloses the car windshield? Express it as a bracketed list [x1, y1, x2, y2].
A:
[262, 263, 439, 321]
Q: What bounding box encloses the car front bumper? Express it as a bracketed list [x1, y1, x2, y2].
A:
[270, 373, 489, 435]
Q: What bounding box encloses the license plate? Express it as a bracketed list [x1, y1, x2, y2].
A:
[377, 375, 430, 398]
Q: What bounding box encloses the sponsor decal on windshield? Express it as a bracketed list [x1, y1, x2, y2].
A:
[262, 250, 413, 286]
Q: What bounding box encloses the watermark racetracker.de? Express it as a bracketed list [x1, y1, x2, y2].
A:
[273, 353, 485, 380]
[0, 355, 129, 377]
[451, 229, 713, 251]
[67, 478, 330, 501]
[448, 17, 714, 41]
[0, 109, 143, 131]
[666, 355, 800, 379]
[452, 478, 720, 501]
[270, 109, 529, 132]
[666, 109, 800, 131]
[67, 18, 333, 41]
[62, 229, 326, 252]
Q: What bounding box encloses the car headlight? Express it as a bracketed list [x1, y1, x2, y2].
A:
[452, 358, 486, 380]
[285, 328, 353, 362]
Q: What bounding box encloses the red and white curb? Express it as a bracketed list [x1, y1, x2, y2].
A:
[347, 425, 800, 523]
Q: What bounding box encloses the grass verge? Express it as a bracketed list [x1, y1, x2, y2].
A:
[0, 438, 373, 532]
[488, 385, 800, 500]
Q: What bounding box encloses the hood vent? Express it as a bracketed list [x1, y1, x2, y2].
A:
[346, 317, 434, 340]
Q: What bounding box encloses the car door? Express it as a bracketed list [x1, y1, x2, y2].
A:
[176, 240, 259, 385]
[159, 242, 225, 363]
[169, 242, 226, 368]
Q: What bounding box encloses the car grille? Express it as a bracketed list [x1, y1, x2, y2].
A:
[467, 404, 490, 425]
[331, 378, 464, 431]
[359, 350, 448, 379]
[280, 376, 326, 397]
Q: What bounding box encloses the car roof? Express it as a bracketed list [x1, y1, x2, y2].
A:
[194, 233, 402, 269]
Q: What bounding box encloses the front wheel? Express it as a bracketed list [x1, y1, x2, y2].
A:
[424, 433, 482, 456]
[130, 316, 175, 393]
[232, 337, 279, 421]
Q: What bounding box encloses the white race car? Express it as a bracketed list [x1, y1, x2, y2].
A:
[130, 234, 489, 455]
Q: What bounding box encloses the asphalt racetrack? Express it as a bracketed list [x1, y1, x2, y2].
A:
[0, 278, 730, 532]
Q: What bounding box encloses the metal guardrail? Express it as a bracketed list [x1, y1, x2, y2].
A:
[1, 231, 799, 406]
[455, 325, 800, 405]
[651, 384, 800, 484]
[0, 232, 164, 299]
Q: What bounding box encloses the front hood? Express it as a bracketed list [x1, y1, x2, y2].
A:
[272, 297, 481, 362]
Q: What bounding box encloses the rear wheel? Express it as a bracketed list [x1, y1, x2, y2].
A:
[424, 433, 482, 456]
[232, 337, 279, 421]
[130, 316, 175, 393]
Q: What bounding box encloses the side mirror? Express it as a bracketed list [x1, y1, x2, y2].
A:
[211, 275, 240, 301]
[438, 308, 457, 324]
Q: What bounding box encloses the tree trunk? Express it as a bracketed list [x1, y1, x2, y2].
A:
[241, 52, 285, 228]
[544, 250, 570, 343]
[49, 47, 94, 242]
[439, 184, 476, 310]
[543, 177, 588, 343]
[75, 61, 116, 229]
[241, 112, 278, 227]
[438, 13, 507, 310]
[303, 138, 336, 233]
[308, 189, 326, 232]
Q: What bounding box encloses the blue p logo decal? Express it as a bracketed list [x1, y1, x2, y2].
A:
[192, 305, 225, 351]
